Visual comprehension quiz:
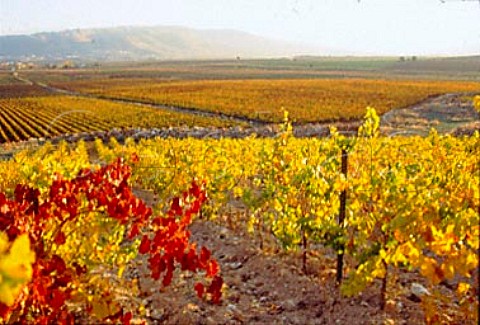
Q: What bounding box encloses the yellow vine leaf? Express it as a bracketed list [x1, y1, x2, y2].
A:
[358, 107, 380, 137]
[457, 282, 470, 295]
[0, 233, 35, 306]
[91, 299, 121, 319]
[396, 242, 420, 263]
[474, 95, 480, 113]
[419, 257, 442, 284]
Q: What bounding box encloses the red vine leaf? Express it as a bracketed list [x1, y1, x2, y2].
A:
[122, 311, 133, 325]
[54, 231, 66, 245]
[139, 235, 151, 254]
[194, 282, 205, 298]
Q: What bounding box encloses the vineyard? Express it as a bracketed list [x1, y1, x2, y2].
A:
[1, 2, 480, 322]
[0, 96, 239, 143]
[49, 78, 480, 123]
[0, 65, 479, 323]
[0, 104, 478, 323]
[0, 82, 51, 99]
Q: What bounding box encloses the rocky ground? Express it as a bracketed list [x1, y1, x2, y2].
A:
[380, 92, 480, 136]
[133, 220, 422, 325]
[108, 189, 476, 325]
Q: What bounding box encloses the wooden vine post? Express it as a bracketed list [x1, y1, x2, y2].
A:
[336, 148, 348, 284]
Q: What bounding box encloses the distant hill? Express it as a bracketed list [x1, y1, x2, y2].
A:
[0, 26, 314, 62]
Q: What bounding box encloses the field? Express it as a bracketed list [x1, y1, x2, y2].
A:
[0, 73, 51, 99]
[48, 78, 480, 123]
[1, 120, 478, 323]
[21, 56, 480, 82]
[0, 95, 240, 143]
[0, 58, 479, 324]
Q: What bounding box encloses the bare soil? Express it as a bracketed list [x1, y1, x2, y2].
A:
[122, 190, 477, 325]
[380, 92, 480, 136]
[122, 217, 479, 325]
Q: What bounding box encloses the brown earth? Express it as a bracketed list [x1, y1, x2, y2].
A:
[115, 189, 477, 325]
[119, 218, 477, 325]
[380, 92, 480, 136]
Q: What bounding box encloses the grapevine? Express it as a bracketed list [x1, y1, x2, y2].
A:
[0, 156, 222, 324]
[50, 77, 480, 123]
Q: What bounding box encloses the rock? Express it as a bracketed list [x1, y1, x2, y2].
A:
[186, 303, 200, 312]
[205, 317, 217, 325]
[226, 303, 244, 320]
[228, 292, 241, 303]
[227, 304, 238, 312]
[149, 309, 164, 321]
[284, 299, 296, 310]
[227, 262, 243, 270]
[410, 283, 430, 298]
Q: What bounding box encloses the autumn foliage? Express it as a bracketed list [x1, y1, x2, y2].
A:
[0, 156, 222, 324]
[55, 78, 480, 123]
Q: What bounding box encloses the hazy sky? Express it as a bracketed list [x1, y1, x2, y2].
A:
[1, 0, 479, 55]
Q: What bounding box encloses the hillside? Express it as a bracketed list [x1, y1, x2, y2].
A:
[0, 26, 312, 61]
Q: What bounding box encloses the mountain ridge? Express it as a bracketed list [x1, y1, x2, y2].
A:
[0, 25, 316, 62]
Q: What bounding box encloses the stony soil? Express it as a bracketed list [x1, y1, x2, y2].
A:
[109, 189, 477, 325]
[380, 92, 480, 136]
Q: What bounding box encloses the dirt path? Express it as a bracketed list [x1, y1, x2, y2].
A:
[14, 74, 269, 127]
[133, 220, 396, 325]
[15, 73, 364, 136]
[17, 74, 480, 138]
[381, 92, 480, 136]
